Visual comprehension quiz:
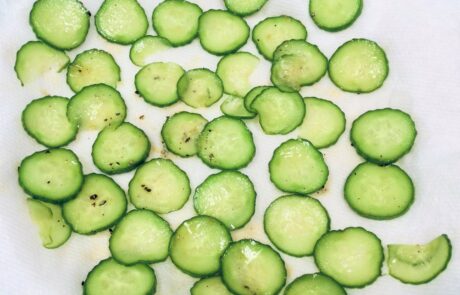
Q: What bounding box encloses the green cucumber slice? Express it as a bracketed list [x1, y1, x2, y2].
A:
[284, 273, 346, 295]
[244, 85, 269, 112]
[216, 52, 259, 97]
[170, 216, 232, 277]
[191, 276, 234, 295]
[224, 0, 268, 16]
[269, 139, 328, 194]
[310, 0, 363, 32]
[62, 174, 127, 235]
[22, 96, 78, 148]
[129, 36, 171, 67]
[109, 209, 173, 265]
[220, 95, 256, 119]
[177, 68, 224, 108]
[26, 198, 71, 249]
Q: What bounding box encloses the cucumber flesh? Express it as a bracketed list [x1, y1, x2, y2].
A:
[224, 0, 268, 16]
[191, 276, 233, 295]
[220, 95, 255, 119]
[177, 68, 224, 108]
[129, 36, 171, 67]
[284, 273, 346, 295]
[310, 0, 363, 32]
[244, 86, 269, 113]
[217, 52, 259, 97]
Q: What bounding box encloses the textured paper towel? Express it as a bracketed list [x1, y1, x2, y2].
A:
[0, 0, 459, 294]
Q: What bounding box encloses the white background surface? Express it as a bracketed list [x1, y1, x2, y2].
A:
[0, 0, 459, 294]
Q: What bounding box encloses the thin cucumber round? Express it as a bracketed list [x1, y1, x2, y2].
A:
[351, 108, 417, 164]
[15, 41, 69, 86]
[329, 39, 389, 93]
[269, 139, 329, 194]
[345, 162, 415, 219]
[198, 10, 249, 55]
[194, 171, 256, 230]
[84, 258, 156, 295]
[284, 273, 346, 295]
[135, 62, 185, 107]
[310, 0, 363, 32]
[297, 97, 346, 149]
[314, 227, 384, 288]
[170, 216, 232, 277]
[197, 116, 255, 170]
[161, 112, 208, 157]
[253, 16, 307, 60]
[220, 95, 256, 119]
[191, 276, 234, 295]
[221, 239, 287, 295]
[216, 52, 259, 97]
[95, 0, 148, 45]
[152, 0, 202, 46]
[62, 174, 127, 235]
[129, 36, 171, 67]
[67, 49, 120, 93]
[109, 209, 173, 265]
[224, 0, 268, 16]
[18, 149, 83, 203]
[26, 198, 72, 249]
[387, 234, 452, 285]
[128, 158, 191, 214]
[251, 87, 305, 135]
[264, 195, 330, 257]
[29, 0, 90, 50]
[244, 85, 269, 113]
[67, 84, 127, 130]
[271, 41, 328, 91]
[22, 96, 78, 148]
[177, 68, 224, 108]
[92, 122, 150, 174]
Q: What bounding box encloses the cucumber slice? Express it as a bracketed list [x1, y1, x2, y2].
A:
[220, 95, 256, 119]
[109, 209, 173, 265]
[217, 52, 259, 97]
[26, 198, 71, 249]
[170, 216, 232, 277]
[177, 68, 224, 108]
[197, 116, 255, 170]
[67, 84, 127, 130]
[251, 87, 305, 135]
[135, 62, 185, 107]
[128, 159, 191, 214]
[264, 195, 330, 257]
[18, 149, 84, 203]
[129, 36, 171, 67]
[29, 0, 90, 50]
[244, 85, 269, 112]
[329, 39, 389, 93]
[191, 277, 234, 295]
[95, 0, 148, 45]
[345, 162, 415, 219]
[388, 235, 452, 284]
[67, 49, 121, 93]
[62, 174, 127, 235]
[22, 96, 78, 148]
[198, 10, 250, 55]
[152, 0, 202, 46]
[314, 227, 384, 288]
[271, 41, 328, 91]
[92, 122, 150, 174]
[269, 139, 328, 194]
[161, 112, 207, 157]
[310, 0, 363, 32]
[15, 41, 69, 86]
[194, 171, 256, 230]
[351, 108, 417, 164]
[297, 97, 346, 149]
[224, 0, 268, 16]
[253, 16, 307, 60]
[284, 273, 346, 295]
[84, 258, 156, 295]
[221, 239, 287, 295]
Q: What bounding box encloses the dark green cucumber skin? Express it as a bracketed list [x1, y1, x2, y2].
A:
[29, 0, 90, 50]
[309, 0, 363, 32]
[388, 234, 452, 285]
[344, 162, 415, 220]
[350, 108, 417, 165]
[18, 149, 84, 204]
[263, 196, 331, 257]
[328, 38, 389, 94]
[313, 227, 384, 288]
[169, 215, 232, 278]
[224, 0, 268, 17]
[91, 123, 151, 175]
[284, 273, 347, 295]
[83, 257, 157, 295]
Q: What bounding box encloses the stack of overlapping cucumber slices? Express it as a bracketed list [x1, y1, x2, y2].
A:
[15, 0, 451, 294]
